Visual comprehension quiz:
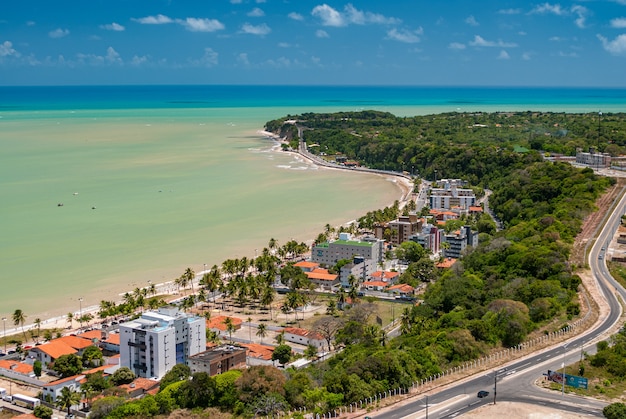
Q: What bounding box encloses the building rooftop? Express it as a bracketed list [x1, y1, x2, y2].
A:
[188, 345, 247, 363]
[305, 268, 338, 282]
[207, 315, 243, 331]
[31, 340, 78, 359]
[332, 239, 373, 247]
[0, 360, 34, 375]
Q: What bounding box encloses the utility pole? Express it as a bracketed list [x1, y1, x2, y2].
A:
[425, 394, 429, 419]
[494, 370, 497, 405]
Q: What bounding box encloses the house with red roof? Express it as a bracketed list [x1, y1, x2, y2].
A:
[0, 359, 35, 380]
[304, 267, 339, 289]
[293, 260, 320, 272]
[361, 280, 388, 291]
[240, 342, 275, 366]
[43, 365, 117, 402]
[118, 377, 160, 398]
[28, 340, 78, 366]
[369, 270, 400, 283]
[207, 316, 243, 338]
[282, 327, 325, 349]
[387, 283, 415, 297]
[436, 258, 457, 269]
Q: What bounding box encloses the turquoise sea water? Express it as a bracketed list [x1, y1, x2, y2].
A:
[1, 85, 625, 323]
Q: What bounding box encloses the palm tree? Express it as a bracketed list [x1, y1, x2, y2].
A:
[12, 309, 27, 343]
[260, 286, 276, 320]
[56, 386, 81, 416]
[200, 265, 222, 307]
[34, 318, 42, 343]
[66, 312, 74, 329]
[256, 323, 268, 344]
[182, 267, 196, 296]
[268, 238, 278, 254]
[223, 317, 235, 343]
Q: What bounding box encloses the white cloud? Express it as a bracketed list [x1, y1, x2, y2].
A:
[132, 14, 173, 25]
[598, 33, 626, 55]
[199, 48, 218, 67]
[522, 52, 532, 60]
[256, 0, 266, 3]
[530, 3, 588, 28]
[386, 28, 422, 43]
[289, 12, 304, 21]
[179, 18, 225, 32]
[76, 46, 122, 66]
[469, 35, 517, 48]
[530, 3, 566, 16]
[100, 22, 125, 31]
[571, 5, 588, 29]
[311, 3, 399, 27]
[557, 51, 578, 57]
[131, 55, 149, 66]
[312, 4, 344, 26]
[448, 42, 466, 50]
[230, 0, 242, 3]
[237, 53, 250, 66]
[498, 8, 522, 15]
[248, 8, 265, 17]
[316, 29, 329, 38]
[49, 28, 69, 38]
[497, 50, 510, 59]
[26, 21, 36, 26]
[105, 46, 122, 64]
[465, 15, 479, 26]
[278, 42, 291, 48]
[241, 23, 271, 35]
[0, 40, 19, 57]
[610, 18, 626, 29]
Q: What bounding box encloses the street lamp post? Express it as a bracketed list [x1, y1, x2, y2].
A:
[562, 344, 569, 398]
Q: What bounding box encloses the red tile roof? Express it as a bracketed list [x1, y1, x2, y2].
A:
[12, 414, 37, 419]
[387, 284, 415, 293]
[240, 343, 274, 361]
[294, 261, 320, 269]
[305, 268, 338, 282]
[0, 360, 34, 375]
[119, 377, 160, 394]
[32, 340, 77, 359]
[469, 206, 483, 212]
[79, 330, 102, 341]
[56, 335, 95, 350]
[105, 334, 120, 345]
[207, 316, 243, 331]
[283, 327, 324, 341]
[436, 258, 457, 268]
[371, 271, 400, 280]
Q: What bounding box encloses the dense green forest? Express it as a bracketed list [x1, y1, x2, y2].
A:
[85, 111, 623, 418]
[266, 110, 626, 186]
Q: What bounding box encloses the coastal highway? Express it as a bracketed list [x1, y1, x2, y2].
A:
[373, 188, 626, 419]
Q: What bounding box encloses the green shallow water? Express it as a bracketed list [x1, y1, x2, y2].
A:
[0, 107, 402, 321]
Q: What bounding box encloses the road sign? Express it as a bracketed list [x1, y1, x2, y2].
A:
[547, 370, 588, 389]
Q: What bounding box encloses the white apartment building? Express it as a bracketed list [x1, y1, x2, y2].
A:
[429, 179, 476, 210]
[311, 233, 384, 266]
[119, 307, 206, 380]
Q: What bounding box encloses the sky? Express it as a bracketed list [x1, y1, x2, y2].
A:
[1, 1, 626, 86]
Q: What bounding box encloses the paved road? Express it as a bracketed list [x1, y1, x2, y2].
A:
[373, 188, 626, 419]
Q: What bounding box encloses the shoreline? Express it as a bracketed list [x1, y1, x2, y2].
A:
[2, 130, 412, 342]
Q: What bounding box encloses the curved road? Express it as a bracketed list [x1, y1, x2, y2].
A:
[374, 189, 626, 419]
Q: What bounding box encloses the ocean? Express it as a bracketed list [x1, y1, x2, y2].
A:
[1, 85, 625, 326]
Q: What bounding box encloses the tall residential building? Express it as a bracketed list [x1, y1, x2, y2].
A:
[119, 307, 206, 380]
[311, 233, 384, 266]
[429, 179, 476, 210]
[442, 226, 479, 259]
[387, 213, 422, 245]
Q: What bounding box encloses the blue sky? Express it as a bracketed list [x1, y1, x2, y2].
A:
[1, 1, 626, 86]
